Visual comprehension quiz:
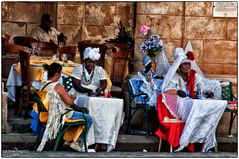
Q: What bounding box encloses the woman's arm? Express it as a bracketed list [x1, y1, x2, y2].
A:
[72, 77, 93, 96]
[54, 83, 74, 106]
[95, 79, 107, 95]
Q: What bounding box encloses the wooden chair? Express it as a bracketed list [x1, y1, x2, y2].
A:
[33, 91, 88, 152]
[2, 44, 24, 54]
[2, 44, 24, 90]
[109, 45, 130, 98]
[13, 36, 38, 48]
[18, 50, 38, 118]
[31, 41, 58, 56]
[58, 45, 77, 62]
[156, 94, 192, 153]
[78, 41, 107, 68]
[2, 33, 10, 44]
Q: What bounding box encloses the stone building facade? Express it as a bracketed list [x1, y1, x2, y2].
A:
[2, 2, 237, 135]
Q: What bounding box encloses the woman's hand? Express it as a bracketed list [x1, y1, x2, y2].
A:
[87, 89, 94, 96]
[95, 88, 104, 96]
[70, 94, 77, 101]
[177, 90, 187, 98]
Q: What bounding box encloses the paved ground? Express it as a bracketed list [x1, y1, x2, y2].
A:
[2, 151, 237, 158]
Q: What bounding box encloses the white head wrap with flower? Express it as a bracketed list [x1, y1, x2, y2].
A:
[184, 41, 204, 77]
[83, 47, 101, 61]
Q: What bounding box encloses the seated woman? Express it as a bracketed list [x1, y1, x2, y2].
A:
[162, 48, 221, 100]
[72, 47, 107, 96]
[37, 62, 93, 152]
[156, 48, 226, 152]
[72, 47, 120, 152]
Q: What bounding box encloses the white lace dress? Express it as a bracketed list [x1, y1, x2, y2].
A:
[72, 64, 107, 93]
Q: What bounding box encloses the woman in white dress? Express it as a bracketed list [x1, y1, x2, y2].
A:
[156, 48, 226, 152]
[71, 47, 121, 152]
[72, 47, 107, 96]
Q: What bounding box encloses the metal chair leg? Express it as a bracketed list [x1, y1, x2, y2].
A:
[145, 108, 148, 136]
[126, 108, 132, 134]
[170, 145, 173, 153]
[158, 138, 162, 152]
[228, 112, 237, 137]
[214, 146, 218, 152]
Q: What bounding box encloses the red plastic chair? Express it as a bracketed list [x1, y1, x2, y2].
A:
[156, 94, 194, 152]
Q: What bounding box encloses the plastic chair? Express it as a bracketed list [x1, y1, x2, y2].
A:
[13, 36, 38, 48]
[31, 41, 58, 56]
[33, 91, 88, 152]
[221, 81, 237, 137]
[125, 77, 153, 136]
[58, 45, 77, 62]
[155, 94, 194, 152]
[18, 50, 38, 118]
[78, 41, 107, 68]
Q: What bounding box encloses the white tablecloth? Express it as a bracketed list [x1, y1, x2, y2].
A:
[176, 97, 227, 152]
[74, 95, 124, 148]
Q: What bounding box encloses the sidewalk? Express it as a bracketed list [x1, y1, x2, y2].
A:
[2, 151, 237, 158]
[2, 106, 238, 157]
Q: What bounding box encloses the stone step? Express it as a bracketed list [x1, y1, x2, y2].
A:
[2, 151, 237, 158]
[2, 133, 237, 152]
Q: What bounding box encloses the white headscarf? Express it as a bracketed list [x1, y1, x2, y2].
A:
[155, 40, 170, 77]
[161, 42, 205, 92]
[161, 48, 186, 92]
[83, 47, 101, 61]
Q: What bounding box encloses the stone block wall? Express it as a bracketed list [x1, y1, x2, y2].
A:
[2, 2, 133, 45]
[134, 2, 237, 80]
[134, 2, 237, 136]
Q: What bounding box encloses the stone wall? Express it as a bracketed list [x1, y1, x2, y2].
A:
[2, 2, 133, 44]
[134, 2, 237, 136]
[134, 2, 237, 83]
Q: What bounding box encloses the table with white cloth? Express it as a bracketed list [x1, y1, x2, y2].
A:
[6, 57, 77, 102]
[74, 95, 124, 148]
[176, 97, 227, 152]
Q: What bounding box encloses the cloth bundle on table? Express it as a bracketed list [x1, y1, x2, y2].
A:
[176, 97, 227, 152]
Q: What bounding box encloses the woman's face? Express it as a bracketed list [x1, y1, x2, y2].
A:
[85, 59, 95, 71]
[55, 72, 62, 81]
[179, 62, 191, 74]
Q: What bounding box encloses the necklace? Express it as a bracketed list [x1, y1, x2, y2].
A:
[81, 65, 94, 85]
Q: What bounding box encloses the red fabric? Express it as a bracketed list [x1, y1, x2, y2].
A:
[155, 94, 194, 152]
[186, 51, 195, 60]
[186, 69, 196, 98]
[227, 101, 237, 110]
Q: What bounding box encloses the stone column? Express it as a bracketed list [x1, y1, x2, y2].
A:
[1, 82, 11, 133]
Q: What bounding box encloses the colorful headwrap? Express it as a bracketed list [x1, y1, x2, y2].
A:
[83, 47, 101, 61]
